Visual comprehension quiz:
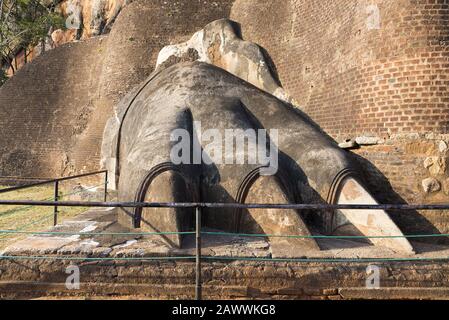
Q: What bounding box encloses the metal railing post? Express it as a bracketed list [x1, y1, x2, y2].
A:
[104, 171, 108, 202]
[53, 180, 59, 226]
[195, 204, 202, 300]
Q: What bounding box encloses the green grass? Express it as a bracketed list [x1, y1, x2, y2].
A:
[0, 185, 90, 250]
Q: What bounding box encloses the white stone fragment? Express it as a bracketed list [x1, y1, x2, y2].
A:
[422, 178, 441, 193]
[355, 136, 381, 145]
[439, 140, 448, 153]
[79, 223, 98, 233]
[338, 139, 358, 149]
[114, 239, 138, 249]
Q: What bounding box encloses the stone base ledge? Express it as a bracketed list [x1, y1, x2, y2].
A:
[339, 287, 449, 300]
[2, 209, 449, 300]
[1, 281, 449, 300]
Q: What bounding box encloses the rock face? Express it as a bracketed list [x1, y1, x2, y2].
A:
[52, 0, 128, 46]
[443, 178, 449, 196]
[156, 19, 296, 105]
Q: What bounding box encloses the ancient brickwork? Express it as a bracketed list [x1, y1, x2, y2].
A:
[0, 37, 107, 178]
[231, 0, 449, 234]
[231, 0, 449, 139]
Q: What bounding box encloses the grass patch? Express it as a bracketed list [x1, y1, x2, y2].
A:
[0, 185, 90, 250]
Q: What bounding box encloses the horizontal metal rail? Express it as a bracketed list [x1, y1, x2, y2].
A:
[0, 170, 107, 194]
[0, 176, 50, 181]
[0, 229, 448, 239]
[0, 200, 448, 210]
[0, 170, 108, 226]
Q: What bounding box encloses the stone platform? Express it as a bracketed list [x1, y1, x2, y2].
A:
[1, 209, 449, 300]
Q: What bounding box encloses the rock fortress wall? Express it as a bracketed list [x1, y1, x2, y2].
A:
[0, 0, 448, 235]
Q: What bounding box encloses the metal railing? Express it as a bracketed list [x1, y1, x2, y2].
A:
[0, 170, 107, 226]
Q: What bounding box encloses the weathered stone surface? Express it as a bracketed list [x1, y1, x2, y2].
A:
[424, 157, 436, 169]
[0, 36, 108, 178]
[439, 141, 448, 153]
[96, 18, 416, 253]
[335, 177, 414, 254]
[424, 156, 447, 176]
[231, 0, 449, 140]
[1, 4, 447, 300]
[422, 178, 441, 194]
[355, 136, 381, 146]
[339, 288, 449, 300]
[404, 140, 438, 155]
[156, 19, 296, 105]
[241, 175, 319, 251]
[338, 139, 358, 149]
[102, 58, 411, 252]
[442, 178, 449, 196]
[52, 0, 128, 46]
